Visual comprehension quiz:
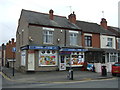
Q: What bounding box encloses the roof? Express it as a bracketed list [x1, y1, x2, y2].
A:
[108, 26, 120, 37]
[76, 20, 116, 35]
[21, 9, 80, 30]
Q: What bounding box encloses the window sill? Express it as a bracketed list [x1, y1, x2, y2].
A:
[43, 43, 54, 45]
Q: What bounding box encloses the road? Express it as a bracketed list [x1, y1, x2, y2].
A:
[2, 75, 119, 88]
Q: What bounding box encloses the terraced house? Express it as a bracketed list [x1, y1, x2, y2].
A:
[16, 9, 87, 72]
[15, 9, 120, 72]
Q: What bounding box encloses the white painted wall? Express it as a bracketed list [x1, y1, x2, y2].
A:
[100, 35, 116, 49]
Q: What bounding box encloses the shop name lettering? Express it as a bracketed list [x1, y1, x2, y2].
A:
[29, 46, 58, 50]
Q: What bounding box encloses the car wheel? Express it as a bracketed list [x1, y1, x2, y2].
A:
[112, 73, 116, 76]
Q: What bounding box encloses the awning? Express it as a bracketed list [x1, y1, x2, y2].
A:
[102, 49, 118, 53]
[87, 48, 103, 52]
[60, 48, 88, 52]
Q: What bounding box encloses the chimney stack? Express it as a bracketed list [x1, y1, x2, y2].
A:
[11, 38, 14, 44]
[49, 9, 54, 20]
[9, 40, 11, 44]
[68, 11, 76, 24]
[100, 18, 108, 30]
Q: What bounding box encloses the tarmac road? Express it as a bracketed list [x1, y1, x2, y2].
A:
[2, 76, 119, 88]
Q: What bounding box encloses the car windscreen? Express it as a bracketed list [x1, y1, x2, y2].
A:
[113, 63, 120, 66]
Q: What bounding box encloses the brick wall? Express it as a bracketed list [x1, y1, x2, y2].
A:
[5, 38, 16, 59]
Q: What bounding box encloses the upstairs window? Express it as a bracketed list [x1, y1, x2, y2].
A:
[43, 27, 54, 44]
[69, 31, 78, 46]
[85, 36, 92, 47]
[107, 38, 113, 47]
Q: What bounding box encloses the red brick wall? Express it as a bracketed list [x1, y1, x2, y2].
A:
[5, 39, 16, 59]
[82, 33, 100, 48]
[92, 34, 100, 48]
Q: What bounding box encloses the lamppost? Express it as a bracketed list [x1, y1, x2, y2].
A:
[12, 47, 16, 76]
[12, 52, 15, 76]
[68, 53, 73, 80]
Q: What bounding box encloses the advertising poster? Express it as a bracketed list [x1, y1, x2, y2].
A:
[66, 55, 84, 66]
[39, 55, 56, 66]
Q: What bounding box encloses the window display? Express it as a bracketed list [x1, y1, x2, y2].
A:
[39, 50, 57, 66]
[66, 52, 84, 67]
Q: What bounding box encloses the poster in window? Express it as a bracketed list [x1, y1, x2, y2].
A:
[66, 55, 84, 66]
[39, 55, 56, 66]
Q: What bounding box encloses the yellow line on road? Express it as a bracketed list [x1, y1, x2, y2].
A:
[0, 72, 12, 81]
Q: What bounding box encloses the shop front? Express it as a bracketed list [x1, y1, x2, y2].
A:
[59, 48, 87, 71]
[20, 45, 59, 71]
[20, 46, 88, 71]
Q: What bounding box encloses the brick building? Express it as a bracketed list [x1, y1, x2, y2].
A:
[5, 38, 16, 68]
[15, 9, 120, 72]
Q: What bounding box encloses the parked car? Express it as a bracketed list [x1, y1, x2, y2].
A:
[111, 62, 120, 76]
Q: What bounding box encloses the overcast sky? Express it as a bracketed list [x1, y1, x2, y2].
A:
[0, 0, 119, 45]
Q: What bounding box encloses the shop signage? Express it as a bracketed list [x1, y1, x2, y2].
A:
[21, 46, 59, 50]
[29, 46, 59, 50]
[60, 48, 88, 52]
[12, 47, 16, 52]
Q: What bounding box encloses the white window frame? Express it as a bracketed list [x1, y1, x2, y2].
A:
[107, 38, 113, 47]
[43, 30, 53, 44]
[21, 50, 26, 66]
[69, 30, 78, 46]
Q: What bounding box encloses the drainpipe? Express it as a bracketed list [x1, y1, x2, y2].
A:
[64, 30, 67, 47]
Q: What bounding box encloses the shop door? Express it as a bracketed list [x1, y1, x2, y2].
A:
[59, 56, 66, 70]
[28, 53, 35, 71]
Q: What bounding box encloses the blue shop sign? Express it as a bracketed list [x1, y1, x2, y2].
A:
[29, 46, 59, 50]
[60, 48, 88, 52]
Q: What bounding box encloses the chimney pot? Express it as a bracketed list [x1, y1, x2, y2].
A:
[49, 9, 54, 20]
[11, 38, 14, 44]
[68, 11, 76, 24]
[100, 18, 108, 30]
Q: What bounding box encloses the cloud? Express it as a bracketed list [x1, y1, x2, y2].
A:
[0, 0, 119, 45]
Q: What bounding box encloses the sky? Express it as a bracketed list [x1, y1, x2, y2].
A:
[0, 0, 119, 45]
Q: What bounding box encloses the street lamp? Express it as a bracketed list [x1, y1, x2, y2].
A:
[12, 47, 16, 76]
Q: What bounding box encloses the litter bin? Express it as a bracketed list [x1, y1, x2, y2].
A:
[67, 69, 73, 80]
[101, 66, 107, 76]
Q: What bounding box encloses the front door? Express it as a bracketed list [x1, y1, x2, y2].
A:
[28, 52, 35, 71]
[59, 55, 66, 70]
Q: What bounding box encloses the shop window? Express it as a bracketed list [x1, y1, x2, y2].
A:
[77, 52, 79, 55]
[52, 50, 55, 54]
[41, 50, 45, 54]
[39, 50, 57, 66]
[47, 50, 50, 54]
[110, 53, 117, 62]
[66, 56, 70, 65]
[85, 36, 92, 47]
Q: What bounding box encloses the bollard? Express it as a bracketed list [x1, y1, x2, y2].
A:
[67, 69, 73, 80]
[101, 66, 107, 76]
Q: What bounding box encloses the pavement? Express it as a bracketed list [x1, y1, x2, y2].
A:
[1, 66, 114, 84]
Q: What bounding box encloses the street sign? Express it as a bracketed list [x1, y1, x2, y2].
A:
[12, 47, 16, 52]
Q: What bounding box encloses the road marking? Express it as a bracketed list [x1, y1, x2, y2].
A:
[0, 72, 12, 81]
